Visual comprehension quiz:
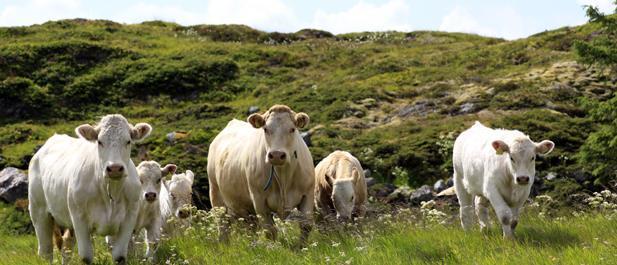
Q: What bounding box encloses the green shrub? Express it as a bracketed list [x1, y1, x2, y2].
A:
[0, 77, 51, 120]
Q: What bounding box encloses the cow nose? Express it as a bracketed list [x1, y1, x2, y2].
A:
[267, 151, 287, 164]
[145, 192, 157, 202]
[178, 209, 190, 219]
[516, 176, 530, 184]
[106, 164, 124, 173]
[106, 164, 124, 178]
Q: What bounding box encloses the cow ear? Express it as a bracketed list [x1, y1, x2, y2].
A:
[161, 164, 177, 175]
[294, 112, 310, 129]
[131, 123, 152, 142]
[76, 124, 98, 141]
[536, 140, 555, 155]
[185, 170, 195, 185]
[491, 140, 509, 155]
[248, 113, 265, 128]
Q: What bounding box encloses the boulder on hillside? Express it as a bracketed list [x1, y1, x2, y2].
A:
[409, 185, 434, 206]
[0, 167, 28, 203]
[433, 179, 447, 193]
[386, 186, 413, 203]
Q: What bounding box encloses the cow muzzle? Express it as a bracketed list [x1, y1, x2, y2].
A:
[177, 208, 190, 219]
[516, 175, 530, 185]
[144, 192, 157, 202]
[267, 150, 287, 166]
[105, 163, 125, 179]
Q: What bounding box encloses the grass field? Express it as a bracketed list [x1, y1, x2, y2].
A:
[2, 200, 616, 265]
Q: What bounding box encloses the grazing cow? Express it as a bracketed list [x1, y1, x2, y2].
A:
[160, 169, 195, 232]
[28, 114, 152, 264]
[134, 161, 177, 257]
[207, 105, 315, 245]
[314, 150, 367, 221]
[452, 121, 554, 239]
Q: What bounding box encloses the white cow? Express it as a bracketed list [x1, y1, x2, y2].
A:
[314, 150, 367, 221]
[159, 169, 195, 233]
[28, 114, 152, 264]
[134, 161, 177, 257]
[452, 121, 554, 239]
[207, 104, 315, 245]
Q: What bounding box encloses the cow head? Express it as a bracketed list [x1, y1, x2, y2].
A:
[75, 114, 152, 180]
[329, 176, 356, 221]
[164, 170, 194, 219]
[137, 161, 177, 203]
[248, 105, 309, 166]
[492, 137, 554, 186]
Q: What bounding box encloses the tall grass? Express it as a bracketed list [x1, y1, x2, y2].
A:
[4, 204, 615, 265]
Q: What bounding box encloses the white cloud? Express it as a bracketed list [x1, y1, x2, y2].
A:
[204, 0, 298, 32]
[439, 6, 527, 40]
[311, 0, 412, 34]
[0, 0, 87, 26]
[577, 0, 616, 13]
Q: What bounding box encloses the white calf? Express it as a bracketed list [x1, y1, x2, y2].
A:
[452, 121, 554, 238]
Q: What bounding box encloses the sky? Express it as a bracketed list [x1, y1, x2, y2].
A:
[0, 0, 615, 40]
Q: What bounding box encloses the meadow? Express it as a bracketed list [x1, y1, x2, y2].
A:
[2, 192, 617, 265]
[1, 15, 616, 265]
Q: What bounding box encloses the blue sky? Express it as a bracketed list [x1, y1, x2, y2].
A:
[0, 0, 615, 39]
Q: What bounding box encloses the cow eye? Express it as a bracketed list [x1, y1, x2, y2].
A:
[263, 128, 269, 134]
[157, 178, 161, 183]
[97, 140, 103, 147]
[510, 157, 515, 163]
[290, 128, 295, 133]
[350, 196, 354, 202]
[126, 140, 131, 146]
[531, 156, 535, 161]
[171, 194, 176, 200]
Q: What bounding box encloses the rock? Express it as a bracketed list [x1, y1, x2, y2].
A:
[545, 172, 557, 181]
[0, 167, 28, 203]
[365, 177, 377, 187]
[369, 183, 397, 200]
[166, 131, 189, 144]
[573, 170, 592, 183]
[247, 106, 260, 115]
[457, 102, 478, 115]
[360, 98, 377, 108]
[446, 177, 454, 188]
[397, 101, 434, 117]
[363, 169, 371, 178]
[386, 186, 413, 203]
[409, 185, 434, 206]
[433, 179, 447, 193]
[301, 131, 312, 147]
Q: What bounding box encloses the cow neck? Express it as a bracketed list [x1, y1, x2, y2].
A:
[265, 152, 298, 215]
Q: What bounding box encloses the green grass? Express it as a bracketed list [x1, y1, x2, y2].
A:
[3, 208, 616, 265]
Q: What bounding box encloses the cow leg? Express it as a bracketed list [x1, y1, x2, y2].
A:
[297, 194, 314, 247]
[454, 172, 474, 231]
[145, 219, 161, 258]
[485, 188, 514, 239]
[61, 229, 75, 265]
[253, 201, 277, 241]
[510, 207, 520, 232]
[30, 207, 54, 262]
[111, 214, 138, 264]
[475, 196, 490, 233]
[71, 217, 94, 264]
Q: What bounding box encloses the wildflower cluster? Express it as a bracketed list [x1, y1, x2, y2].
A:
[585, 190, 617, 218]
[420, 200, 448, 225]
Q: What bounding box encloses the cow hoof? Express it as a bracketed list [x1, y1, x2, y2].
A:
[81, 257, 92, 264]
[511, 220, 518, 230]
[115, 256, 126, 264]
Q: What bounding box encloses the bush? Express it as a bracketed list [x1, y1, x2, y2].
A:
[0, 201, 33, 235]
[0, 77, 51, 120]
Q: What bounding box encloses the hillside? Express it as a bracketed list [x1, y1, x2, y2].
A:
[0, 19, 615, 208]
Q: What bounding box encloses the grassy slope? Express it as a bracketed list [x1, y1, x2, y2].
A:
[2, 211, 616, 265]
[0, 21, 609, 206]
